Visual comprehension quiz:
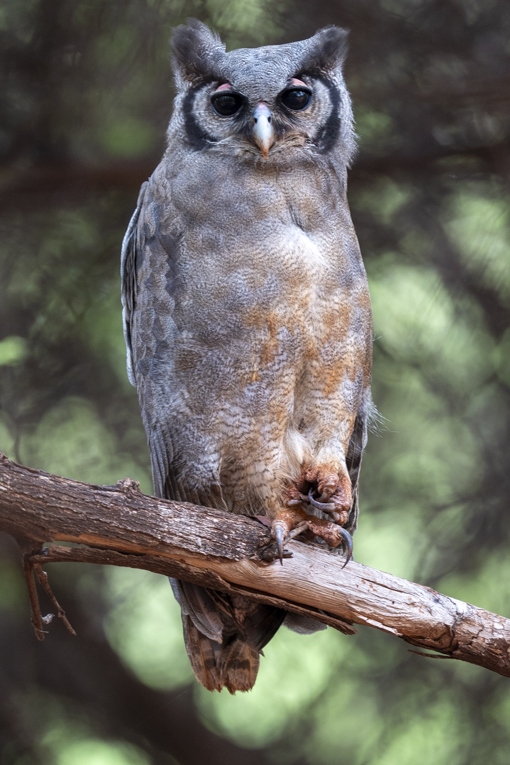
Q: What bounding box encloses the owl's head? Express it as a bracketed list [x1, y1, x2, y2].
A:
[169, 20, 355, 167]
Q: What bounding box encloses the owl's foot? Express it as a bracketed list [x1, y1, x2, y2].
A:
[269, 465, 354, 565]
[271, 506, 352, 567]
[297, 465, 352, 525]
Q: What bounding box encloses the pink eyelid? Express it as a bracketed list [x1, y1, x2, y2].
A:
[213, 79, 308, 93]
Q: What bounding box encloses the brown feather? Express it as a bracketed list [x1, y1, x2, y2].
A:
[219, 639, 260, 694]
[182, 615, 223, 692]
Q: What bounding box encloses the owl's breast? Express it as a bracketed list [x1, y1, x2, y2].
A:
[136, 159, 371, 405]
[173, 222, 368, 388]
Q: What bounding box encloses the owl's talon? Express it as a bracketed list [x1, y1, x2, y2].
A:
[307, 488, 336, 512]
[337, 527, 353, 568]
[271, 503, 353, 567]
[274, 524, 285, 565]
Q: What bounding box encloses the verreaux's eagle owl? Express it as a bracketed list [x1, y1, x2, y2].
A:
[121, 20, 372, 693]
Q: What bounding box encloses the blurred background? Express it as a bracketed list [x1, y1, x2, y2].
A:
[1, 0, 510, 762]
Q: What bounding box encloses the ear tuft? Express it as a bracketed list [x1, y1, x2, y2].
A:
[299, 26, 349, 75]
[171, 19, 225, 86]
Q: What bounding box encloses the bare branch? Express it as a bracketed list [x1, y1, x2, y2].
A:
[1, 452, 509, 678]
[22, 558, 45, 641]
[33, 564, 77, 636]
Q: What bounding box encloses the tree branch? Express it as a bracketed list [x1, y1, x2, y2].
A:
[1, 452, 509, 678]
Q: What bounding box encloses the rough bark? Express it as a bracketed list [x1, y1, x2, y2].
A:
[1, 452, 509, 678]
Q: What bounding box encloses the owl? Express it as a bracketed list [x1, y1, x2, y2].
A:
[121, 19, 372, 693]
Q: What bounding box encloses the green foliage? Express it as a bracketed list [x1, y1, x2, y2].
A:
[24, 396, 151, 490]
[104, 569, 193, 689]
[198, 627, 348, 748]
[44, 734, 151, 765]
[0, 336, 28, 367]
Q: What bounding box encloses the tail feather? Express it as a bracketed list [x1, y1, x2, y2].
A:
[173, 580, 285, 693]
[182, 615, 223, 692]
[218, 638, 260, 694]
[161, 468, 285, 692]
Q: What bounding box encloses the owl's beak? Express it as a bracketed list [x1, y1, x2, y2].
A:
[253, 102, 275, 159]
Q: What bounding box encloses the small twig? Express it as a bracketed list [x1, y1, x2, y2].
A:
[22, 559, 45, 641]
[33, 564, 77, 636]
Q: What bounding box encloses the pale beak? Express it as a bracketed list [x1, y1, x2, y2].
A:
[253, 102, 275, 159]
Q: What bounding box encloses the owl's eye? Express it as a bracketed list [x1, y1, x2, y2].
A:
[211, 92, 244, 117]
[280, 88, 312, 111]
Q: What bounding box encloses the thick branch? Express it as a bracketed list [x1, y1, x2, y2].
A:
[0, 452, 509, 678]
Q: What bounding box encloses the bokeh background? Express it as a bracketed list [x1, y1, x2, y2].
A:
[1, 0, 510, 762]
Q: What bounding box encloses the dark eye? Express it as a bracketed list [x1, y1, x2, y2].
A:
[211, 92, 244, 117]
[280, 88, 312, 111]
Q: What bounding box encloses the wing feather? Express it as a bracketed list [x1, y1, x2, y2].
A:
[121, 181, 149, 387]
[121, 179, 176, 497]
[345, 401, 370, 535]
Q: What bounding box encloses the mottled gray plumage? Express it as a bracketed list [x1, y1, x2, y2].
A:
[121, 20, 372, 693]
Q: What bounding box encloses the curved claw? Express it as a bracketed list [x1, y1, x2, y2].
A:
[337, 527, 353, 569]
[274, 525, 285, 566]
[307, 488, 336, 512]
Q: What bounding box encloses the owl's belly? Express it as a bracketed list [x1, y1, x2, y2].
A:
[170, 223, 371, 435]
